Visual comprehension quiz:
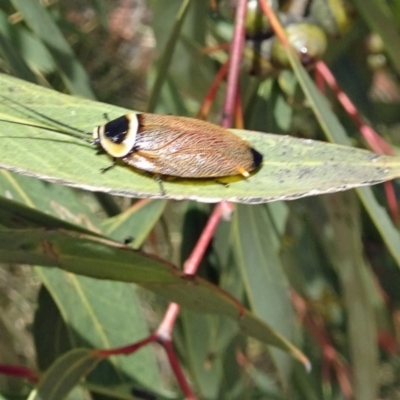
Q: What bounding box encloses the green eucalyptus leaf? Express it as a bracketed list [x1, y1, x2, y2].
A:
[0, 74, 399, 204]
[0, 173, 163, 392]
[233, 204, 295, 384]
[0, 9, 55, 75]
[27, 349, 100, 400]
[35, 271, 162, 392]
[0, 226, 308, 367]
[102, 199, 167, 248]
[10, 0, 94, 98]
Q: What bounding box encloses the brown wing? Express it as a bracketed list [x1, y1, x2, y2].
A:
[121, 113, 262, 178]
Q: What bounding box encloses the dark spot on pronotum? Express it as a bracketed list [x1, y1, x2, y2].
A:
[103, 115, 130, 143]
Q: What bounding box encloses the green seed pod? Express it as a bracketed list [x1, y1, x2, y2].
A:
[219, 0, 278, 38]
[310, 0, 352, 37]
[271, 22, 328, 69]
[244, 0, 278, 38]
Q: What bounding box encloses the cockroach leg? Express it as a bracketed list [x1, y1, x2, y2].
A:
[215, 180, 229, 188]
[154, 175, 166, 196]
[84, 136, 96, 144]
[100, 158, 116, 173]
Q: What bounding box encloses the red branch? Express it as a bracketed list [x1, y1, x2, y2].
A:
[258, 0, 288, 46]
[291, 291, 353, 399]
[221, 0, 248, 128]
[0, 364, 38, 383]
[314, 61, 399, 224]
[315, 61, 395, 156]
[92, 202, 233, 399]
[197, 61, 229, 120]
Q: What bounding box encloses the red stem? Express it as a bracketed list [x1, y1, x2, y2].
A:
[234, 88, 244, 129]
[154, 203, 232, 397]
[156, 302, 180, 340]
[92, 202, 231, 400]
[157, 202, 232, 335]
[315, 61, 399, 223]
[94, 334, 157, 357]
[291, 291, 353, 398]
[197, 61, 229, 120]
[163, 338, 196, 400]
[384, 180, 399, 226]
[315, 61, 395, 156]
[258, 0, 288, 46]
[184, 202, 230, 275]
[221, 0, 247, 128]
[0, 364, 38, 383]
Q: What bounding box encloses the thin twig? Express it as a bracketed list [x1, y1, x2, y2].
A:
[197, 61, 229, 120]
[221, 0, 248, 128]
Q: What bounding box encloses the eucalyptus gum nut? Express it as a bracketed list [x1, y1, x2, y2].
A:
[310, 0, 352, 37]
[244, 0, 278, 37]
[366, 33, 384, 54]
[219, 0, 277, 32]
[271, 23, 328, 69]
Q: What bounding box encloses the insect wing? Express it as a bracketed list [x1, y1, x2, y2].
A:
[125, 114, 259, 178]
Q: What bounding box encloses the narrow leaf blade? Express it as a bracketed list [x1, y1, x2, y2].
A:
[0, 74, 399, 204]
[27, 349, 100, 400]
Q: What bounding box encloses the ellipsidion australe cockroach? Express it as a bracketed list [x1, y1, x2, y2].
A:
[91, 113, 263, 188]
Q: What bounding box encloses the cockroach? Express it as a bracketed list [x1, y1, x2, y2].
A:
[91, 113, 263, 191]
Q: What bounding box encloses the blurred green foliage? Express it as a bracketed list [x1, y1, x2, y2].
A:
[0, 0, 400, 399]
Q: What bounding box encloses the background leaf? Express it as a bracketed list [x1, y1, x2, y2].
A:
[27, 349, 100, 400]
[0, 224, 308, 366]
[10, 0, 94, 98]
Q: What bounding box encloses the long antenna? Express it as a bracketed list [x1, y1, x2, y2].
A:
[0, 94, 89, 140]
